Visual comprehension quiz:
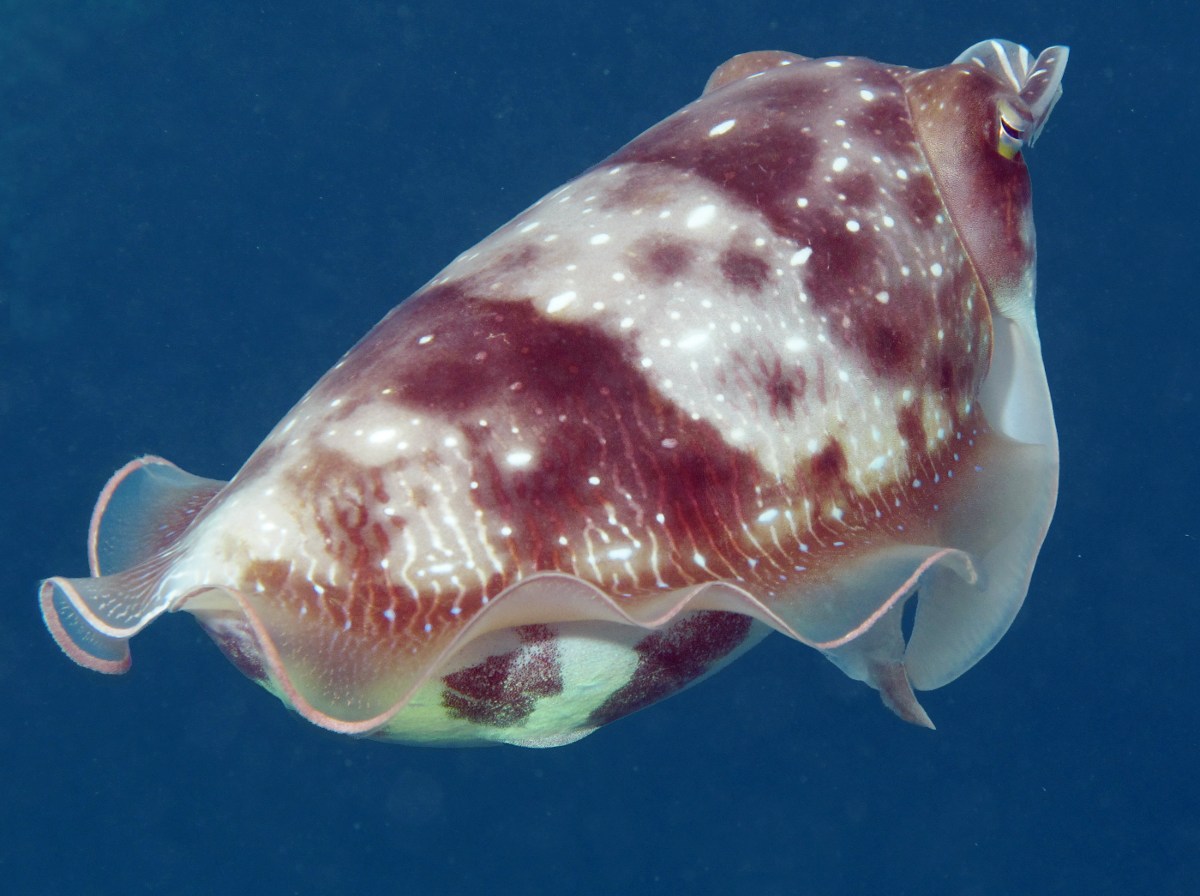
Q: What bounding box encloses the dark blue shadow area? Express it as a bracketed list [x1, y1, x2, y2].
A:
[3, 2, 1196, 895]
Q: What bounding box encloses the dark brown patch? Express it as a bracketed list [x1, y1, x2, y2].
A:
[753, 355, 806, 419]
[309, 282, 500, 416]
[631, 237, 695, 284]
[800, 219, 928, 383]
[718, 248, 771, 292]
[586, 612, 753, 728]
[848, 90, 913, 149]
[898, 178, 944, 226]
[859, 315, 915, 379]
[442, 625, 564, 727]
[809, 440, 849, 493]
[896, 401, 926, 454]
[834, 172, 877, 207]
[932, 266, 989, 403]
[936, 356, 958, 395]
[804, 211, 877, 304]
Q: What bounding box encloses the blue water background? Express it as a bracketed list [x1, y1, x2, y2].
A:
[2, 2, 1194, 893]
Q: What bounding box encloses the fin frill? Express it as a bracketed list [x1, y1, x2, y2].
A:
[41, 457, 226, 673]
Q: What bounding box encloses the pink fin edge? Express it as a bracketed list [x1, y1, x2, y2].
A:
[39, 577, 132, 675]
[86, 454, 179, 577]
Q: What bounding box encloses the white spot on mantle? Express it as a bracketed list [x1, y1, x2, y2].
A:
[708, 119, 736, 137]
[546, 290, 577, 314]
[506, 450, 533, 467]
[686, 204, 717, 228]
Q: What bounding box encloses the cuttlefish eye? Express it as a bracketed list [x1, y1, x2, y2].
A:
[997, 98, 1030, 159]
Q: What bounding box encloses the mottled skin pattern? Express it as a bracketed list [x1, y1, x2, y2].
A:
[42, 42, 1065, 746]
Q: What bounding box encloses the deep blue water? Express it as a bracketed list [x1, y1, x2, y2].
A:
[3, 2, 1195, 894]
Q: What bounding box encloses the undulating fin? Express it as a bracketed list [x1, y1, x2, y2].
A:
[87, 455, 226, 576]
[769, 543, 974, 727]
[199, 545, 977, 734]
[905, 308, 1058, 691]
[41, 456, 227, 674]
